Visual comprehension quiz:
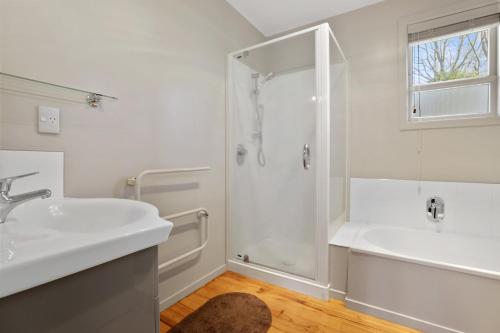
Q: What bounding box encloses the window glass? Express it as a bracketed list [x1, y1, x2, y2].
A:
[412, 83, 489, 118]
[411, 29, 489, 86]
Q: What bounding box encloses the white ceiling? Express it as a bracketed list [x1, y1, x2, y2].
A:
[226, 0, 384, 36]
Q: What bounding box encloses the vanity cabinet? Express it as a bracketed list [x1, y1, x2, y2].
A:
[0, 247, 159, 333]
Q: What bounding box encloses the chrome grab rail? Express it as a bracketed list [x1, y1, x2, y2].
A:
[127, 167, 210, 271]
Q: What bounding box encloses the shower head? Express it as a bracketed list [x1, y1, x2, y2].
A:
[252, 72, 275, 81]
[253, 72, 275, 95]
[263, 72, 274, 82]
[258, 72, 274, 90]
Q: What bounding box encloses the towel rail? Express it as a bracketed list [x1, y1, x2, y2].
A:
[127, 167, 210, 201]
[127, 167, 210, 271]
[158, 208, 209, 271]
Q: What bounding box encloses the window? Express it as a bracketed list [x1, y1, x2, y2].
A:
[406, 13, 500, 125]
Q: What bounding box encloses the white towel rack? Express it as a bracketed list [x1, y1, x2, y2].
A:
[127, 167, 210, 271]
[159, 208, 209, 271]
[127, 167, 210, 201]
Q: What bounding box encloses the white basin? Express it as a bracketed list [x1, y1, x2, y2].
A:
[0, 198, 173, 298]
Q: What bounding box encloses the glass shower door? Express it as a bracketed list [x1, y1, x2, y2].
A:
[229, 30, 318, 280]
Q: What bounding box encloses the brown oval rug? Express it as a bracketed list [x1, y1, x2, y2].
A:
[169, 292, 272, 333]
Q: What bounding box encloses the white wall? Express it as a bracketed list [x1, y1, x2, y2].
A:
[265, 0, 500, 185]
[0, 0, 263, 308]
[325, 0, 500, 184]
[0, 150, 64, 198]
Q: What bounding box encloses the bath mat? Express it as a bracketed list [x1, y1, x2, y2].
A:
[168, 292, 272, 333]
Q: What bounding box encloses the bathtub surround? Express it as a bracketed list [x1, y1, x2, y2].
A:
[349, 178, 500, 237]
[347, 251, 499, 333]
[0, 0, 263, 310]
[330, 178, 500, 332]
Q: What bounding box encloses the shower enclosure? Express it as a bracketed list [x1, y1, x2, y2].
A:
[227, 23, 348, 298]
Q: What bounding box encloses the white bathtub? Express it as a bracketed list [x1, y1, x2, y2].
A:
[352, 225, 500, 280]
[332, 223, 500, 333]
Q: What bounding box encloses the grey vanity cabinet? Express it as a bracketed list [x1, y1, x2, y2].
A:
[0, 247, 160, 333]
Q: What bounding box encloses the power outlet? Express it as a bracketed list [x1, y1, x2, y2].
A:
[38, 106, 60, 134]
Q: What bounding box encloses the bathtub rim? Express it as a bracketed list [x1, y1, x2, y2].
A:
[350, 246, 500, 281]
[332, 222, 500, 281]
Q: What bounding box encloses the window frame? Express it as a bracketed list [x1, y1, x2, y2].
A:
[399, 0, 500, 130]
[408, 25, 498, 121]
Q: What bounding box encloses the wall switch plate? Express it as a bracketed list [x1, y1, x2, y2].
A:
[38, 106, 60, 134]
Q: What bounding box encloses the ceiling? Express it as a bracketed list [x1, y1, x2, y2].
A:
[226, 0, 384, 36]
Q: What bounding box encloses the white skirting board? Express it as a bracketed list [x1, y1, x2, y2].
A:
[345, 298, 464, 333]
[329, 288, 346, 300]
[227, 260, 329, 300]
[159, 265, 226, 311]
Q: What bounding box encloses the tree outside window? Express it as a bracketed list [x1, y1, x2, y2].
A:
[412, 29, 489, 85]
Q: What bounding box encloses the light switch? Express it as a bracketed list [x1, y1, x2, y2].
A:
[38, 106, 60, 134]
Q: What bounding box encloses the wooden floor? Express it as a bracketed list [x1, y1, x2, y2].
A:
[160, 271, 420, 333]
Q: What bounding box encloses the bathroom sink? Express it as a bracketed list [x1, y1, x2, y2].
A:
[0, 198, 173, 298]
[12, 199, 156, 233]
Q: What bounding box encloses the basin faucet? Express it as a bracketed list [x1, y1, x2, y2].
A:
[0, 172, 52, 223]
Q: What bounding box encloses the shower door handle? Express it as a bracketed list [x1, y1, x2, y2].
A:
[303, 144, 311, 170]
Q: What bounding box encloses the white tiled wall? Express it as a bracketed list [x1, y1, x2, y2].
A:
[0, 150, 64, 198]
[350, 178, 500, 238]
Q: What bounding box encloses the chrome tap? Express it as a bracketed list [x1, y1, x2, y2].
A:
[0, 172, 52, 223]
[426, 197, 445, 223]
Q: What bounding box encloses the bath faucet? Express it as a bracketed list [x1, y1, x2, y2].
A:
[0, 172, 52, 223]
[426, 197, 444, 223]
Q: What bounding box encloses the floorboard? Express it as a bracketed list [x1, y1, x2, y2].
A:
[159, 320, 171, 333]
[160, 271, 420, 333]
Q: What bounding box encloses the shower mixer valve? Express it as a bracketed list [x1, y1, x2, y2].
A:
[236, 144, 247, 165]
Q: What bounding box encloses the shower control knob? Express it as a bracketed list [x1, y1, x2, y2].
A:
[236, 144, 247, 165]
